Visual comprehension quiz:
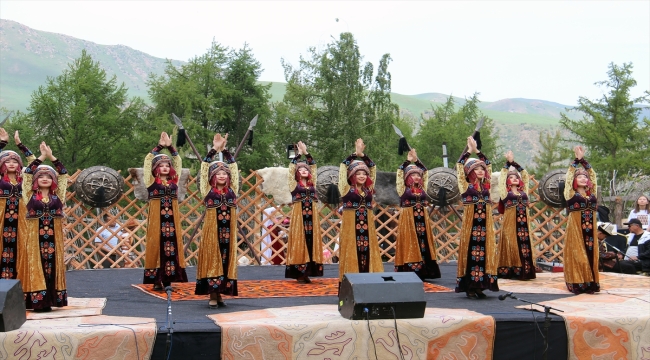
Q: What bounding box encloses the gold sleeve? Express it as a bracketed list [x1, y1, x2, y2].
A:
[338, 163, 350, 198]
[588, 167, 597, 198]
[229, 162, 239, 194]
[310, 163, 317, 188]
[22, 172, 34, 204]
[456, 163, 469, 193]
[396, 168, 405, 196]
[369, 165, 376, 191]
[200, 161, 210, 198]
[288, 161, 297, 192]
[499, 168, 508, 200]
[143, 153, 154, 188]
[172, 154, 182, 176]
[521, 169, 530, 195]
[26, 153, 36, 163]
[422, 169, 429, 193]
[564, 165, 576, 201]
[56, 173, 68, 200]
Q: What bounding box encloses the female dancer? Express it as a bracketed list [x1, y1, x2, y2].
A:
[285, 141, 323, 283]
[394, 148, 441, 280]
[627, 195, 649, 230]
[195, 134, 238, 308]
[496, 150, 536, 280]
[563, 146, 599, 294]
[337, 138, 383, 282]
[0, 129, 35, 280]
[455, 136, 499, 299]
[143, 132, 188, 290]
[21, 142, 68, 311]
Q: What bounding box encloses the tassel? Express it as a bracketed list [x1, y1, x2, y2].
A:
[473, 131, 482, 151]
[247, 130, 254, 146]
[176, 128, 187, 147]
[438, 186, 448, 207]
[398, 137, 410, 155]
[326, 184, 341, 205]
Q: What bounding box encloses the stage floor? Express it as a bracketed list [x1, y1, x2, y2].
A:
[67, 263, 572, 360]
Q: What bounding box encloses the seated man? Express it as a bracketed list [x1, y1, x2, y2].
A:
[597, 222, 636, 274]
[623, 219, 650, 273]
[94, 214, 130, 268]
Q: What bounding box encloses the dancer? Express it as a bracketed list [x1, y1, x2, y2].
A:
[195, 134, 239, 308]
[21, 142, 68, 311]
[455, 136, 499, 299]
[394, 148, 441, 280]
[337, 139, 383, 282]
[563, 146, 599, 294]
[143, 132, 188, 290]
[0, 129, 35, 280]
[285, 141, 323, 283]
[496, 150, 536, 280]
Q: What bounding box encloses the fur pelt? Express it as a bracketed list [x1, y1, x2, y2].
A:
[128, 168, 191, 201]
[490, 171, 501, 203]
[256, 167, 292, 205]
[374, 171, 401, 206]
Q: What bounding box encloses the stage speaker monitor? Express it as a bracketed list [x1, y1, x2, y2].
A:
[338, 272, 426, 320]
[0, 279, 26, 332]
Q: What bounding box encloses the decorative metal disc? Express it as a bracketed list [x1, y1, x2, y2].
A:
[538, 169, 566, 208]
[75, 166, 124, 208]
[316, 165, 340, 204]
[426, 167, 460, 206]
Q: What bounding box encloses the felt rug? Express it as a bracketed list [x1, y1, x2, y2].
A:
[132, 278, 452, 301]
[26, 297, 107, 320]
[516, 292, 650, 360]
[209, 304, 495, 360]
[0, 315, 157, 360]
[498, 272, 650, 295]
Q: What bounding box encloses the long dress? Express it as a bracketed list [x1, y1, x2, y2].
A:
[21, 159, 69, 310]
[455, 152, 499, 293]
[142, 145, 188, 285]
[337, 154, 383, 282]
[285, 154, 324, 279]
[195, 149, 239, 296]
[563, 158, 600, 294]
[497, 162, 536, 280]
[394, 159, 441, 280]
[0, 141, 35, 280]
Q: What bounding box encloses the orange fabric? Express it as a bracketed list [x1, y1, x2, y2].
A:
[286, 202, 323, 265]
[497, 206, 522, 268]
[144, 198, 185, 269]
[394, 207, 437, 265]
[337, 209, 383, 281]
[563, 211, 599, 285]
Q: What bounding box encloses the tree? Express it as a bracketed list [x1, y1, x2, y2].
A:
[530, 129, 572, 177]
[147, 41, 273, 171]
[411, 94, 499, 169]
[271, 32, 408, 168]
[9, 50, 156, 172]
[559, 62, 650, 175]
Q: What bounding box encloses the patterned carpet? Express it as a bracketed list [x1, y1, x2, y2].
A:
[517, 292, 650, 360]
[499, 272, 650, 295]
[210, 304, 495, 360]
[132, 278, 453, 301]
[26, 297, 107, 320]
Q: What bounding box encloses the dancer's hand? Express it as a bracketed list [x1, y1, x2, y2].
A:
[0, 128, 8, 142]
[467, 136, 478, 153]
[407, 148, 417, 162]
[355, 138, 365, 157]
[14, 131, 21, 145]
[505, 150, 514, 163]
[160, 132, 172, 147]
[297, 141, 307, 155]
[573, 146, 584, 160]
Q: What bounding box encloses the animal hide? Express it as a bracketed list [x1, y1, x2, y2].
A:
[128, 168, 191, 202]
[374, 171, 401, 206]
[256, 167, 293, 205]
[490, 171, 501, 204]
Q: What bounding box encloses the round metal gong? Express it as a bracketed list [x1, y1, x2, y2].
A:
[426, 167, 460, 206]
[538, 169, 567, 208]
[75, 166, 125, 208]
[316, 165, 340, 204]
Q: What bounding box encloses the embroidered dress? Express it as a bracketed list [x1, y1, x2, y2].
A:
[394, 159, 441, 280]
[337, 154, 383, 282]
[563, 158, 600, 295]
[195, 149, 239, 296]
[142, 145, 188, 285]
[497, 162, 536, 280]
[21, 159, 69, 310]
[0, 141, 35, 279]
[455, 152, 499, 293]
[285, 154, 324, 279]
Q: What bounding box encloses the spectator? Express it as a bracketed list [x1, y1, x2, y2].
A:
[638, 227, 650, 276]
[627, 195, 649, 230]
[94, 214, 129, 268]
[597, 222, 636, 274]
[623, 218, 650, 273]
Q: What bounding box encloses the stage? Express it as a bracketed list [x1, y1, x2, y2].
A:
[63, 263, 585, 360]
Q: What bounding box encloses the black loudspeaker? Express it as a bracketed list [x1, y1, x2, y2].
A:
[0, 279, 26, 332]
[338, 272, 426, 320]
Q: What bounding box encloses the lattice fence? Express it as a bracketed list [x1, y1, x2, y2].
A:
[62, 170, 568, 269]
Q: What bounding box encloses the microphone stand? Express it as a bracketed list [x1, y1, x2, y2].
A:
[502, 294, 563, 360]
[164, 286, 174, 359]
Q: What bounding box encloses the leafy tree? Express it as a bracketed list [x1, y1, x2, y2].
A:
[411, 94, 499, 169]
[272, 32, 408, 169]
[559, 62, 650, 175]
[147, 41, 273, 171]
[530, 129, 572, 177]
[9, 50, 157, 172]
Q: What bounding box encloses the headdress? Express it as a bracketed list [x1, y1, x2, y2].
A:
[347, 160, 372, 187]
[294, 161, 313, 184]
[31, 165, 58, 191]
[597, 222, 616, 236]
[571, 168, 593, 193]
[208, 161, 231, 189]
[463, 158, 490, 189]
[0, 151, 23, 173]
[404, 164, 424, 188]
[151, 153, 178, 183]
[506, 168, 524, 192]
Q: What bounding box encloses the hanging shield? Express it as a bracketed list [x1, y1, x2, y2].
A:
[426, 167, 460, 206]
[75, 166, 124, 208]
[538, 169, 567, 208]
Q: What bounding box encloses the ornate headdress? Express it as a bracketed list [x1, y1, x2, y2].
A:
[0, 151, 23, 173]
[463, 158, 489, 179]
[209, 161, 231, 179]
[404, 164, 423, 180]
[506, 167, 524, 191]
[151, 154, 172, 171]
[31, 165, 58, 190]
[347, 160, 369, 181]
[572, 168, 593, 193]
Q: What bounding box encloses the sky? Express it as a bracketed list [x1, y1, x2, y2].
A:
[1, 1, 648, 105]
